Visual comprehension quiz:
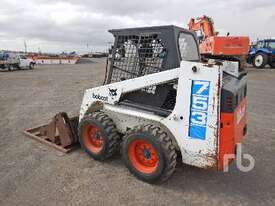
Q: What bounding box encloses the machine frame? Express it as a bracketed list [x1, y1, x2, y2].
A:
[78, 25, 247, 182]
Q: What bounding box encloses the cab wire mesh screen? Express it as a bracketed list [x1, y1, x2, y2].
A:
[110, 33, 167, 85]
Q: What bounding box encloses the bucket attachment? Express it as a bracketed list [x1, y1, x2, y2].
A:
[23, 112, 79, 153]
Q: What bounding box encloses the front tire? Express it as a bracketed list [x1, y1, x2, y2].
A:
[253, 53, 268, 68]
[78, 111, 120, 161]
[29, 63, 34, 70]
[122, 124, 177, 183]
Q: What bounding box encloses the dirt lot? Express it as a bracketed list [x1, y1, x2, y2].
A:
[0, 59, 274, 206]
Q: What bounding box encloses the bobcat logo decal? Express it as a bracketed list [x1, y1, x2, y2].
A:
[109, 88, 117, 97]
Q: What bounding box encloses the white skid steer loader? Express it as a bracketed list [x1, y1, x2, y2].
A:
[78, 25, 247, 183]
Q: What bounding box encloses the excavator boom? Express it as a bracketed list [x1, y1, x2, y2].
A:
[188, 15, 216, 39]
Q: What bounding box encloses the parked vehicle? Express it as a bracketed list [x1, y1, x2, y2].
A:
[247, 39, 275, 68]
[0, 52, 35, 71]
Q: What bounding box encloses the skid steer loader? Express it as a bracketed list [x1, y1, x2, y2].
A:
[78, 25, 247, 183]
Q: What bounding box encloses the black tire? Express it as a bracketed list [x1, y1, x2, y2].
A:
[78, 111, 120, 161]
[29, 63, 34, 70]
[16, 64, 21, 70]
[122, 124, 177, 183]
[252, 52, 268, 68]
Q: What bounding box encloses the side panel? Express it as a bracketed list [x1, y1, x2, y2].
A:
[200, 36, 249, 56]
[219, 98, 247, 170]
[219, 112, 235, 169]
[162, 61, 222, 168]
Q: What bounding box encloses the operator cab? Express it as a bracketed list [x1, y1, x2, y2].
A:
[107, 25, 200, 116]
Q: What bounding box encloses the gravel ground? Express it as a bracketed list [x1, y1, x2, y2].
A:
[0, 59, 274, 206]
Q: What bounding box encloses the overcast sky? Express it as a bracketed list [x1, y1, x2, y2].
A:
[0, 0, 274, 54]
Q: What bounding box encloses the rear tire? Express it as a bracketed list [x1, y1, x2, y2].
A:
[78, 111, 120, 161]
[122, 124, 177, 183]
[253, 53, 268, 68]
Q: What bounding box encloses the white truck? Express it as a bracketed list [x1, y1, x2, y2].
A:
[0, 52, 35, 71]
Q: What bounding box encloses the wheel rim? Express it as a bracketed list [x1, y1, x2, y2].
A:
[83, 124, 103, 153]
[128, 139, 159, 174]
[255, 55, 263, 67]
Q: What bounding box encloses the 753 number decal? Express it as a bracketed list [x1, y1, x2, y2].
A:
[188, 80, 210, 140]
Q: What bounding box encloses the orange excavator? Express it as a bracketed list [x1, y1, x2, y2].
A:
[188, 15, 249, 69]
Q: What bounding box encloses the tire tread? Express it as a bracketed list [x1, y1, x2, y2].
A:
[79, 111, 120, 160]
[125, 124, 177, 183]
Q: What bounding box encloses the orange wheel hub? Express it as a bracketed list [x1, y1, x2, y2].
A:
[83, 124, 103, 153]
[128, 139, 159, 174]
